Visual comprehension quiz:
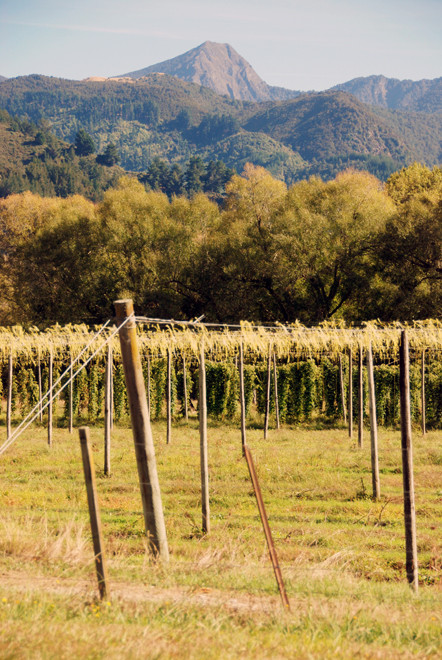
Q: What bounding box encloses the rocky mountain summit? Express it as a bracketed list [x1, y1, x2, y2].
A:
[118, 41, 300, 102]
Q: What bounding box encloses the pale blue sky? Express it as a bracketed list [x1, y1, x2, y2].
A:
[1, 0, 441, 90]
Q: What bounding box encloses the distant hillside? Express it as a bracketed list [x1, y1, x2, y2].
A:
[244, 91, 412, 162]
[330, 75, 442, 113]
[119, 41, 301, 102]
[0, 73, 440, 184]
[0, 109, 122, 199]
[0, 76, 7, 83]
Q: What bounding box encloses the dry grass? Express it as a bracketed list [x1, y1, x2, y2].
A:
[0, 418, 440, 658]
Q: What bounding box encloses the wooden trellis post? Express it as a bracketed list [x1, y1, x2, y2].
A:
[114, 299, 169, 561]
[273, 352, 280, 430]
[348, 348, 353, 439]
[264, 344, 271, 439]
[79, 426, 109, 600]
[166, 347, 172, 444]
[146, 355, 151, 421]
[339, 353, 347, 424]
[68, 350, 73, 434]
[367, 343, 380, 500]
[421, 350, 426, 436]
[104, 343, 112, 476]
[239, 342, 246, 456]
[182, 355, 188, 421]
[48, 348, 53, 447]
[6, 350, 12, 440]
[399, 330, 419, 592]
[38, 356, 43, 423]
[199, 340, 210, 533]
[358, 345, 364, 448]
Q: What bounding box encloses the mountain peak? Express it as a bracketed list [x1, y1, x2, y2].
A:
[118, 41, 299, 102]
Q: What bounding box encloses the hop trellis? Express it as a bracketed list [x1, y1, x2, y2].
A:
[0, 319, 440, 362]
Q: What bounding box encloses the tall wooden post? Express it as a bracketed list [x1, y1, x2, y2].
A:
[38, 356, 43, 423]
[79, 427, 109, 600]
[166, 347, 172, 445]
[273, 352, 280, 430]
[421, 350, 426, 436]
[114, 299, 169, 561]
[348, 348, 353, 439]
[358, 345, 364, 449]
[6, 350, 12, 440]
[146, 355, 151, 421]
[367, 343, 380, 500]
[339, 354, 347, 424]
[239, 342, 246, 456]
[400, 330, 419, 592]
[68, 350, 73, 434]
[199, 341, 210, 533]
[264, 344, 271, 439]
[182, 355, 188, 422]
[48, 348, 53, 447]
[109, 345, 114, 431]
[104, 343, 111, 476]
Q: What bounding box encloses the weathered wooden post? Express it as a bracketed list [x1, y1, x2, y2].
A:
[146, 355, 151, 421]
[114, 299, 169, 561]
[166, 347, 172, 444]
[199, 340, 210, 533]
[48, 348, 53, 447]
[68, 350, 73, 434]
[358, 345, 364, 448]
[104, 343, 112, 476]
[109, 345, 114, 431]
[400, 330, 419, 592]
[273, 352, 280, 430]
[421, 350, 426, 436]
[239, 342, 246, 456]
[182, 355, 189, 422]
[264, 344, 271, 439]
[348, 348, 353, 439]
[6, 349, 12, 440]
[367, 343, 380, 500]
[339, 354, 347, 424]
[38, 355, 43, 423]
[79, 427, 109, 600]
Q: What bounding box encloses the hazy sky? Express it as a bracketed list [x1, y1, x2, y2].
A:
[1, 0, 441, 90]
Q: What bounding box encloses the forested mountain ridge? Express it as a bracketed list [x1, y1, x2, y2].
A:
[0, 109, 123, 199]
[0, 71, 440, 185]
[118, 41, 301, 102]
[330, 75, 442, 113]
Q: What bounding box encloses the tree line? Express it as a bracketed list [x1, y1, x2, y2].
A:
[0, 163, 440, 326]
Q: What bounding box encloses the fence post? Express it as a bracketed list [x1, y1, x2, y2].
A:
[68, 350, 73, 434]
[339, 353, 347, 424]
[48, 348, 53, 447]
[358, 345, 364, 449]
[421, 350, 426, 436]
[273, 352, 280, 430]
[146, 355, 151, 421]
[264, 344, 271, 439]
[199, 340, 210, 533]
[399, 330, 419, 592]
[114, 299, 169, 561]
[38, 355, 43, 423]
[348, 348, 353, 439]
[182, 355, 189, 421]
[6, 350, 12, 440]
[79, 426, 109, 600]
[104, 343, 111, 476]
[367, 343, 380, 500]
[166, 347, 172, 444]
[239, 342, 246, 457]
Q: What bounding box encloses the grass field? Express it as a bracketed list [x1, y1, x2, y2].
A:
[0, 415, 440, 658]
